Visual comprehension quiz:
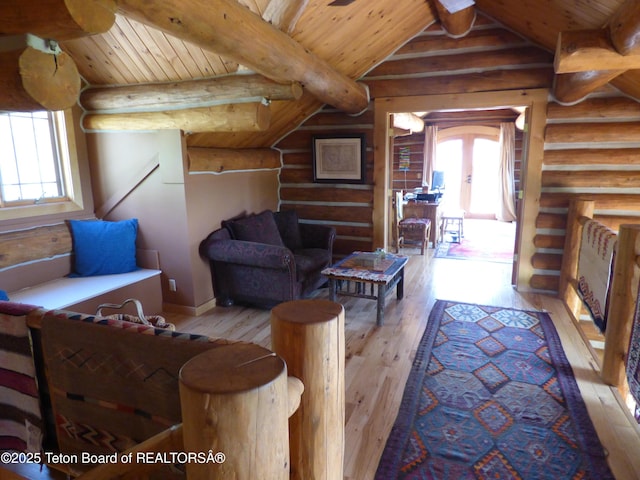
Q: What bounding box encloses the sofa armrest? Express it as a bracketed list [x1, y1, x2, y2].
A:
[299, 223, 336, 251]
[205, 240, 295, 270]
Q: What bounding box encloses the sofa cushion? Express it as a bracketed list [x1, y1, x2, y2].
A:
[227, 210, 284, 247]
[69, 218, 139, 277]
[274, 210, 303, 251]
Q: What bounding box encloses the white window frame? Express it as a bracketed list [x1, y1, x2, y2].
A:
[0, 109, 84, 221]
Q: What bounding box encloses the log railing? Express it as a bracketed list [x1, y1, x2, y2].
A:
[558, 199, 640, 395]
[5, 299, 344, 480]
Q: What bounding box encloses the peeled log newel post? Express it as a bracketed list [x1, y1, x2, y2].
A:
[271, 299, 346, 480]
[0, 42, 81, 111]
[179, 343, 291, 479]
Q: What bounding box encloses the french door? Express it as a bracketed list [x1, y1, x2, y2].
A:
[435, 128, 500, 219]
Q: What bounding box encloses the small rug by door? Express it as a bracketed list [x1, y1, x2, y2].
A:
[435, 239, 513, 263]
[375, 300, 613, 479]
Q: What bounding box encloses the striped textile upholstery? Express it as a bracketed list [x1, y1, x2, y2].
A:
[0, 302, 43, 453]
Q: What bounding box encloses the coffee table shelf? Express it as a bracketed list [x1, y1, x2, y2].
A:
[322, 251, 408, 326]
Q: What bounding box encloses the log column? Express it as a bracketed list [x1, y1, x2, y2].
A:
[179, 343, 290, 480]
[271, 299, 345, 480]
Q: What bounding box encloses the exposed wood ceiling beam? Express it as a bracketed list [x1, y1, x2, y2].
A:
[263, 0, 309, 34]
[553, 70, 625, 106]
[188, 147, 280, 173]
[0, 0, 116, 40]
[0, 36, 80, 111]
[609, 0, 640, 56]
[393, 112, 424, 133]
[80, 75, 303, 113]
[114, 0, 369, 115]
[553, 0, 640, 104]
[83, 102, 270, 133]
[555, 29, 640, 73]
[432, 0, 476, 38]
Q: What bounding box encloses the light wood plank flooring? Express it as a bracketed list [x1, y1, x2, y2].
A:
[166, 251, 640, 480]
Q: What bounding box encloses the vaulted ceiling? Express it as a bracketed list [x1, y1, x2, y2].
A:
[4, 0, 639, 149]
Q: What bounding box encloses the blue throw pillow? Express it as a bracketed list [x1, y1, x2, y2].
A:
[0, 290, 8, 301]
[69, 218, 139, 277]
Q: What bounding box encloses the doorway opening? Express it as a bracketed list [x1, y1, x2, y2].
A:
[373, 89, 548, 291]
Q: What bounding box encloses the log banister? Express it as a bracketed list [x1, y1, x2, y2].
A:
[558, 199, 640, 395]
[602, 224, 640, 387]
[558, 199, 595, 321]
[14, 301, 338, 479]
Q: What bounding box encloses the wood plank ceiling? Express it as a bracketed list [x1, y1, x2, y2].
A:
[4, 0, 637, 149]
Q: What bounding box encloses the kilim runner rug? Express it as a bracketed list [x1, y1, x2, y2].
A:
[375, 300, 614, 479]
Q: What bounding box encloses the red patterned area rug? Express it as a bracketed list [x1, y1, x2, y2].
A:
[375, 300, 613, 480]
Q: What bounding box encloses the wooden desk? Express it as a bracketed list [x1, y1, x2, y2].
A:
[403, 201, 442, 246]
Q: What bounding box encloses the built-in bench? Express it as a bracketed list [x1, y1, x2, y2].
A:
[1, 221, 163, 315]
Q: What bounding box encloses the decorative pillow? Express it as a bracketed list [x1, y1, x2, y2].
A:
[227, 210, 284, 247]
[68, 218, 139, 277]
[0, 290, 8, 301]
[274, 210, 302, 251]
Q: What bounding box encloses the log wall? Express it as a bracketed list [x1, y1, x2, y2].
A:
[531, 97, 640, 292]
[276, 14, 551, 259]
[276, 14, 640, 281]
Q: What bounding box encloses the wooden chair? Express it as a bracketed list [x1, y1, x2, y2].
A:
[396, 193, 431, 255]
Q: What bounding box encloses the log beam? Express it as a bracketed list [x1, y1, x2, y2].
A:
[433, 0, 476, 38]
[80, 74, 303, 113]
[0, 0, 116, 40]
[188, 147, 281, 173]
[609, 0, 640, 55]
[114, 0, 369, 114]
[555, 29, 640, 73]
[82, 102, 270, 132]
[393, 112, 424, 133]
[553, 0, 640, 103]
[263, 0, 309, 34]
[553, 69, 624, 105]
[0, 38, 81, 111]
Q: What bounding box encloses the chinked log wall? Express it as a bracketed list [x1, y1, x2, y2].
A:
[530, 96, 640, 292]
[276, 14, 551, 259]
[277, 13, 640, 274]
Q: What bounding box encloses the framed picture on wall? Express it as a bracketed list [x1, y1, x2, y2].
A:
[312, 134, 366, 183]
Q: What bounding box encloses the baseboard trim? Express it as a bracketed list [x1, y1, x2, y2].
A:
[162, 298, 217, 316]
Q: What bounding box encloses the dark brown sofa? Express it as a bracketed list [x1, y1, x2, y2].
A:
[201, 210, 336, 308]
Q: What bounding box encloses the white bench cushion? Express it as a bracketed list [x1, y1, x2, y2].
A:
[9, 269, 161, 310]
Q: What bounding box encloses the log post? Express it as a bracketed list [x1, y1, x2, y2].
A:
[179, 343, 290, 480]
[601, 224, 640, 387]
[0, 41, 81, 111]
[558, 199, 594, 321]
[271, 299, 345, 480]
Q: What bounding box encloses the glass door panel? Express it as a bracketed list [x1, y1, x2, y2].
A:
[468, 138, 500, 218]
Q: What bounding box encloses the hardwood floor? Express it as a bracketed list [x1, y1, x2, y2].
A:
[166, 250, 640, 480]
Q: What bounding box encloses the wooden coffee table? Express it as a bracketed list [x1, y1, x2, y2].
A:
[321, 251, 409, 326]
